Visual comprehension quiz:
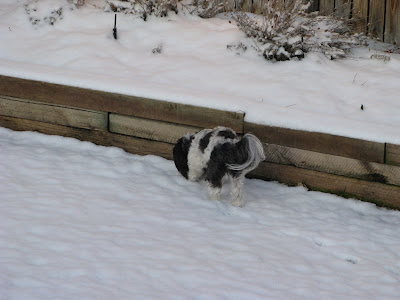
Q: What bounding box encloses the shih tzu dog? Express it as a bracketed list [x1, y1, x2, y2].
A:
[173, 127, 265, 207]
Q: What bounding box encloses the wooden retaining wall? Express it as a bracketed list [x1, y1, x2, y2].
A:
[221, 0, 399, 45]
[1, 75, 400, 209]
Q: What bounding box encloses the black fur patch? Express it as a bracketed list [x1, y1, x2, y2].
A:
[217, 129, 237, 139]
[173, 136, 193, 179]
[199, 131, 213, 152]
[205, 140, 248, 187]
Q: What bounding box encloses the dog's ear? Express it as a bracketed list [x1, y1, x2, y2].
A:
[173, 137, 191, 179]
[181, 134, 194, 149]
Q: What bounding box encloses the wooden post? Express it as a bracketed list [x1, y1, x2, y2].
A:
[311, 0, 320, 12]
[369, 0, 386, 41]
[386, 144, 400, 166]
[335, 0, 352, 19]
[353, 0, 369, 33]
[385, 0, 400, 44]
[320, 0, 335, 15]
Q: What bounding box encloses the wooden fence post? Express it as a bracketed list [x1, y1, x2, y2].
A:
[335, 0, 352, 19]
[320, 0, 335, 15]
[353, 0, 369, 33]
[311, 0, 320, 12]
[385, 0, 400, 44]
[369, 0, 386, 41]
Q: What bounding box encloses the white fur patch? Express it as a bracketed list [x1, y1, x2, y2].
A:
[187, 127, 237, 181]
[179, 126, 264, 207]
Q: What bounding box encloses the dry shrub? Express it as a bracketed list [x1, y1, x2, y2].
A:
[231, 0, 366, 61]
[105, 0, 178, 19]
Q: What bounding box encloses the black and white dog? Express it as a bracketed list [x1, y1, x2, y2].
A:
[173, 127, 265, 207]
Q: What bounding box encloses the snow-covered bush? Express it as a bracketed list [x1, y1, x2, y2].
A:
[67, 0, 85, 6]
[105, 0, 178, 19]
[184, 0, 227, 18]
[24, 0, 72, 26]
[232, 0, 367, 61]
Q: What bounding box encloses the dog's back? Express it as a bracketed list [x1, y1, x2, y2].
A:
[173, 127, 265, 206]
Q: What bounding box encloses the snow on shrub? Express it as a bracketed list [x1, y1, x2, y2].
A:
[104, 0, 178, 20]
[231, 0, 367, 61]
[24, 0, 85, 26]
[24, 0, 367, 61]
[183, 0, 226, 18]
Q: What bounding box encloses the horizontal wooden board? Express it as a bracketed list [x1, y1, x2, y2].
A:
[264, 143, 400, 186]
[250, 161, 400, 209]
[2, 114, 399, 210]
[386, 143, 400, 166]
[0, 115, 173, 160]
[109, 114, 201, 144]
[0, 96, 108, 130]
[245, 122, 385, 163]
[0, 75, 244, 133]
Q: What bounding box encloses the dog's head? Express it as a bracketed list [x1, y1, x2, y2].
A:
[173, 133, 194, 179]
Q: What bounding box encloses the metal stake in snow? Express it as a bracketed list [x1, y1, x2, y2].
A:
[113, 14, 117, 40]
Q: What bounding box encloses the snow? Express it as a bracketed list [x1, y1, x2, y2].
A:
[1, 127, 400, 299]
[1, 0, 400, 144]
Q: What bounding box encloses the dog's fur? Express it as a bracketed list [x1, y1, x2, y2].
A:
[173, 127, 265, 207]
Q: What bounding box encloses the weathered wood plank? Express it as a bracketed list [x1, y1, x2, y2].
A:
[264, 143, 400, 186]
[311, 0, 320, 12]
[353, 0, 369, 33]
[110, 114, 201, 144]
[2, 114, 399, 210]
[320, 0, 335, 15]
[0, 96, 108, 130]
[386, 143, 400, 166]
[385, 0, 400, 44]
[250, 161, 400, 209]
[245, 122, 385, 163]
[0, 75, 244, 133]
[335, 0, 351, 19]
[240, 0, 254, 13]
[252, 0, 266, 14]
[0, 115, 173, 160]
[369, 0, 386, 41]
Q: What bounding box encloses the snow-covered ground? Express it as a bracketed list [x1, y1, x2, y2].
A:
[1, 0, 400, 144]
[1, 127, 400, 299]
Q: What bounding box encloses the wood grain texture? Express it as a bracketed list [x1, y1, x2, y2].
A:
[353, 0, 369, 33]
[369, 0, 386, 40]
[0, 75, 244, 133]
[0, 115, 174, 160]
[311, 0, 320, 12]
[245, 122, 385, 163]
[319, 0, 335, 15]
[385, 0, 400, 44]
[2, 114, 399, 210]
[250, 161, 400, 209]
[386, 143, 400, 166]
[0, 96, 108, 130]
[335, 0, 351, 18]
[264, 143, 400, 186]
[109, 114, 201, 144]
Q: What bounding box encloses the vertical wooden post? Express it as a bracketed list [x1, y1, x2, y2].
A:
[311, 0, 320, 12]
[252, 0, 265, 14]
[353, 0, 369, 33]
[385, 0, 400, 44]
[320, 0, 335, 15]
[369, 0, 386, 41]
[335, 0, 352, 19]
